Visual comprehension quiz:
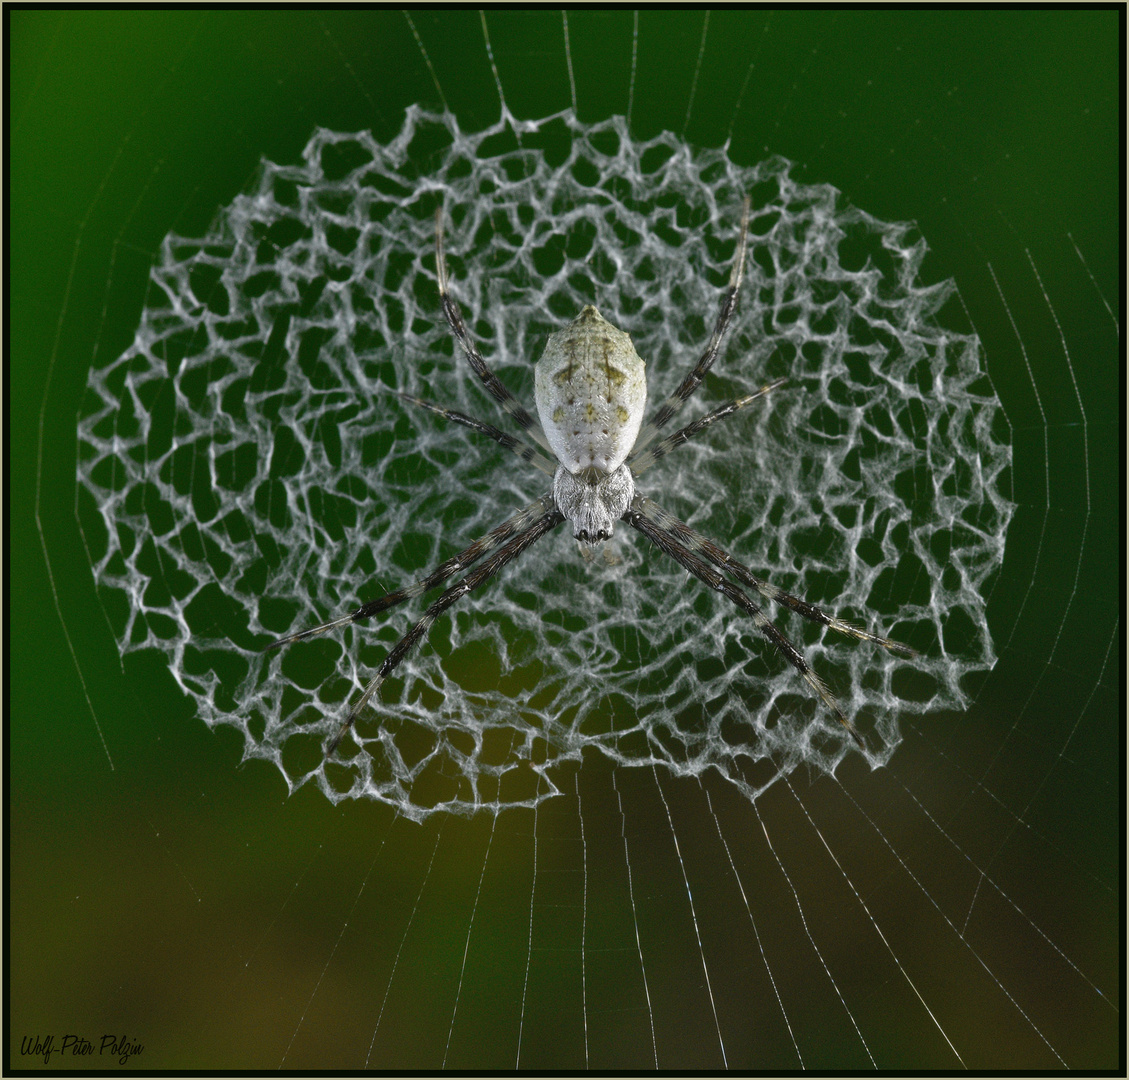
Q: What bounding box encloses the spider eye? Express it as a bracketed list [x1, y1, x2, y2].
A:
[596, 530, 609, 541]
[576, 529, 589, 542]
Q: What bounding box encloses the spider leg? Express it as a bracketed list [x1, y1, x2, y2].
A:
[435, 207, 552, 451]
[326, 504, 565, 756]
[395, 391, 557, 477]
[627, 377, 786, 475]
[631, 195, 751, 456]
[263, 495, 556, 651]
[623, 497, 867, 750]
[631, 495, 918, 656]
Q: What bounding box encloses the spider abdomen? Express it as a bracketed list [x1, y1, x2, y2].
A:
[534, 305, 647, 474]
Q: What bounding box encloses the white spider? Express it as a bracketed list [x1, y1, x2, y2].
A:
[266, 200, 916, 756]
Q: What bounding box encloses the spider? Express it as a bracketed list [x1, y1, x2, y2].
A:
[266, 200, 916, 757]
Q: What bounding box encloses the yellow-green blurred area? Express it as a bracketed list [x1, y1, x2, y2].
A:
[10, 8, 1120, 1070]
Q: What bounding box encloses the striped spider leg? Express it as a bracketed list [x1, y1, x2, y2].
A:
[614, 200, 915, 746]
[623, 495, 917, 750]
[264, 209, 570, 756]
[265, 196, 914, 758]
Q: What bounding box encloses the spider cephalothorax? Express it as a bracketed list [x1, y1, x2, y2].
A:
[551, 464, 635, 546]
[266, 201, 916, 756]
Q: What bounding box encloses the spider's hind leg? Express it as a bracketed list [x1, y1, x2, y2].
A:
[434, 207, 552, 452]
[395, 391, 556, 477]
[627, 378, 786, 476]
[631, 196, 752, 457]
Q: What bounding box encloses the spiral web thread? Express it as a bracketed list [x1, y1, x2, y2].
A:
[77, 107, 1012, 819]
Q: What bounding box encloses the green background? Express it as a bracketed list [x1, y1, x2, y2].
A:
[10, 8, 1120, 1069]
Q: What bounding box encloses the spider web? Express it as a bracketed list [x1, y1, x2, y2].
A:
[76, 107, 1007, 815]
[13, 9, 1119, 1072]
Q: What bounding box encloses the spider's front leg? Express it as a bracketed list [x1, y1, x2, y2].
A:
[632, 496, 917, 657]
[260, 494, 563, 756]
[325, 504, 565, 757]
[624, 495, 916, 751]
[262, 496, 556, 652]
